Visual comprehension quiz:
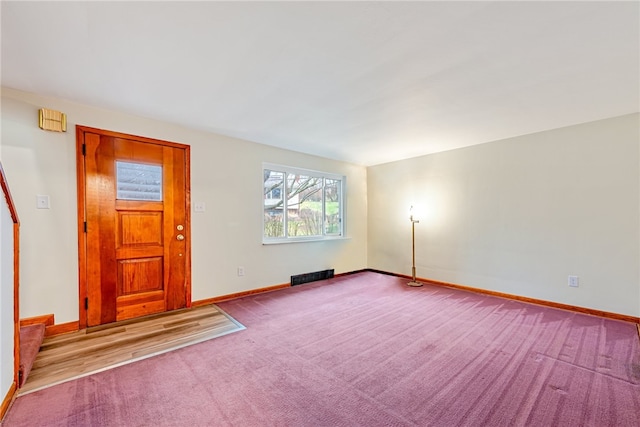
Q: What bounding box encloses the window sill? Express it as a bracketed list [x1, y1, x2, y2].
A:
[262, 236, 350, 245]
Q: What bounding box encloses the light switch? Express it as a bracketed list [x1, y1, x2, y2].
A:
[36, 195, 50, 209]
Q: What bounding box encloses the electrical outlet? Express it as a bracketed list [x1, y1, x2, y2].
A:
[568, 275, 579, 287]
[237, 267, 245, 277]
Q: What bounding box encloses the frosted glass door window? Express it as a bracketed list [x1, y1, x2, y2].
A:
[116, 161, 162, 201]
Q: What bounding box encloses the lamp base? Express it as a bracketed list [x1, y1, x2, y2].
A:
[407, 281, 423, 287]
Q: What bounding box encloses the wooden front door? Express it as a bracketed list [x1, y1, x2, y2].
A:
[77, 126, 191, 327]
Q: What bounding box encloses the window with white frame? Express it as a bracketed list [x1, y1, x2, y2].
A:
[263, 164, 344, 242]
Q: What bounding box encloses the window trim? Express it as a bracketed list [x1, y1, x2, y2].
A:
[262, 163, 345, 244]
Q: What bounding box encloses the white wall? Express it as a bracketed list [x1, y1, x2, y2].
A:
[368, 114, 640, 317]
[3, 85, 637, 322]
[1, 180, 15, 402]
[0, 87, 368, 323]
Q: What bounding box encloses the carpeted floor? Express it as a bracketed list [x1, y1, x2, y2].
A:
[3, 271, 639, 426]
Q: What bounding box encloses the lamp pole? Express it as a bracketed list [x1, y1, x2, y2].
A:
[408, 207, 423, 287]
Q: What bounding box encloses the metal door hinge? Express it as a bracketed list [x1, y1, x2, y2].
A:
[84, 221, 87, 233]
[82, 144, 86, 156]
[84, 297, 88, 310]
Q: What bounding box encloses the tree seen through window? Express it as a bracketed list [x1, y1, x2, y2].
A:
[263, 166, 343, 240]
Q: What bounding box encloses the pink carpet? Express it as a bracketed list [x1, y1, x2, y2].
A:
[3, 272, 639, 426]
[18, 324, 45, 386]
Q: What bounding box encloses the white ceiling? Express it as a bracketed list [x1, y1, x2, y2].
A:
[2, 1, 638, 166]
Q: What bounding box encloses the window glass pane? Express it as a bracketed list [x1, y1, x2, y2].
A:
[324, 178, 341, 235]
[262, 163, 345, 242]
[287, 174, 323, 237]
[116, 161, 162, 201]
[264, 170, 285, 238]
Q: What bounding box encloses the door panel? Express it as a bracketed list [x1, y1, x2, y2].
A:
[118, 257, 163, 294]
[79, 127, 190, 327]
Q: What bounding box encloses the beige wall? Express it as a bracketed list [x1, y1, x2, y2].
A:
[0, 87, 368, 323]
[2, 86, 638, 322]
[368, 114, 640, 317]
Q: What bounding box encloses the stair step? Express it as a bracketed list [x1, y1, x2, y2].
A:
[19, 324, 46, 386]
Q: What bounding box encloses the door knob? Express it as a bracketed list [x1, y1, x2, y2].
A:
[176, 234, 185, 241]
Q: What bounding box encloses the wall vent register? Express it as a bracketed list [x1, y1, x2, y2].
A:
[291, 269, 335, 286]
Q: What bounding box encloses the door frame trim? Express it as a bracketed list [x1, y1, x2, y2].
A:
[76, 125, 192, 329]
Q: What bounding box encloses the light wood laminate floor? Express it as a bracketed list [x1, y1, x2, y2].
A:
[20, 304, 244, 395]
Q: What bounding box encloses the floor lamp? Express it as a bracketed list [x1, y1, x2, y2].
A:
[407, 206, 423, 287]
